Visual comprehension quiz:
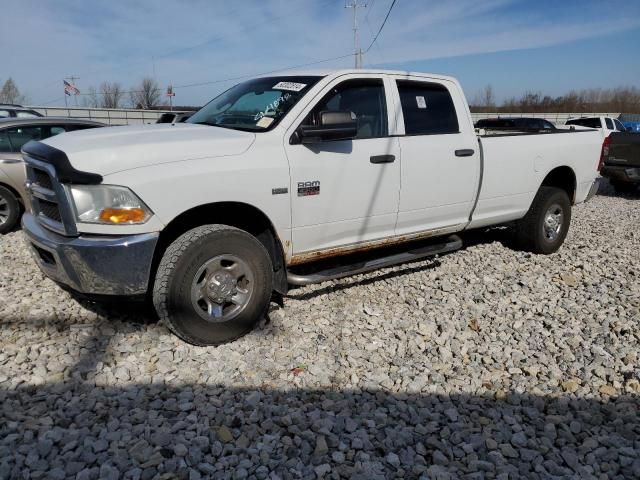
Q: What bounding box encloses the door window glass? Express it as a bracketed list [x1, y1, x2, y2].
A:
[6, 126, 45, 151]
[396, 80, 459, 135]
[0, 110, 10, 118]
[304, 79, 387, 139]
[0, 131, 13, 152]
[50, 126, 67, 136]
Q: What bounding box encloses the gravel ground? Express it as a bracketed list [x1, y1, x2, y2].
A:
[0, 186, 639, 479]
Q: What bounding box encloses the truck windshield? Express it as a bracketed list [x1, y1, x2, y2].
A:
[187, 76, 322, 132]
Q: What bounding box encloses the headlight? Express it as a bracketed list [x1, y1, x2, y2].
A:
[68, 185, 152, 225]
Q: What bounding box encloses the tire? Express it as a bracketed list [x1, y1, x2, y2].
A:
[0, 185, 20, 234]
[611, 180, 637, 194]
[153, 224, 273, 346]
[515, 186, 571, 254]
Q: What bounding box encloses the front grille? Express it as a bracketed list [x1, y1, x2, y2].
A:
[38, 199, 62, 223]
[33, 169, 53, 190]
[24, 155, 77, 236]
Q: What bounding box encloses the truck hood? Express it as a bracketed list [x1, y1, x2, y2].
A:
[41, 123, 256, 176]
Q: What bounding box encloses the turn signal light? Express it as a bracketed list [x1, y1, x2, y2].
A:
[99, 208, 147, 224]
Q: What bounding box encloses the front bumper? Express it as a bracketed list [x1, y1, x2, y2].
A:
[601, 166, 640, 184]
[22, 213, 159, 295]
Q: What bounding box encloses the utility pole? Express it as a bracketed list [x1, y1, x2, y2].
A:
[345, 1, 367, 68]
[65, 75, 80, 107]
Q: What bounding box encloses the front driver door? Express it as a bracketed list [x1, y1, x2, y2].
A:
[285, 76, 400, 256]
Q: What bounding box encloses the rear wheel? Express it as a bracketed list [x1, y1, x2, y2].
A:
[515, 186, 571, 254]
[0, 186, 20, 234]
[153, 224, 273, 346]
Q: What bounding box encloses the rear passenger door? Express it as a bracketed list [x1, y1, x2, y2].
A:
[392, 78, 480, 235]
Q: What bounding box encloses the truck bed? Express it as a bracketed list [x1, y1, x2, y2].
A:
[476, 127, 596, 137]
[468, 128, 602, 229]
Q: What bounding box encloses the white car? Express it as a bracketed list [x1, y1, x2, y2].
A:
[21, 69, 603, 345]
[565, 116, 626, 138]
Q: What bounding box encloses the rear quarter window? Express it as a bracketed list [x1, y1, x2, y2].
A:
[396, 80, 459, 135]
[566, 118, 601, 129]
[605, 118, 614, 129]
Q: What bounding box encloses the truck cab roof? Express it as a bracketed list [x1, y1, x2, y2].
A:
[258, 68, 459, 84]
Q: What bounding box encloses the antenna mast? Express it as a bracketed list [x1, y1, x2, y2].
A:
[345, 1, 367, 68]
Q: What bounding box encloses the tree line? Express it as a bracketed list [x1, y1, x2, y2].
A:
[0, 77, 166, 109]
[471, 84, 640, 113]
[81, 78, 165, 109]
[4, 76, 640, 112]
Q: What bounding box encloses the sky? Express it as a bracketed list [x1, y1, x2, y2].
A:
[1, 0, 639, 107]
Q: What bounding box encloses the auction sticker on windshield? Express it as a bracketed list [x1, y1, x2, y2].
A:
[256, 117, 274, 128]
[273, 82, 307, 92]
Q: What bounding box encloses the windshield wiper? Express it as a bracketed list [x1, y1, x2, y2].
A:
[193, 121, 219, 127]
[192, 121, 257, 133]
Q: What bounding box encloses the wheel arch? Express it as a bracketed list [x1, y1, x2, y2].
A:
[151, 201, 288, 295]
[539, 166, 577, 204]
[0, 181, 25, 206]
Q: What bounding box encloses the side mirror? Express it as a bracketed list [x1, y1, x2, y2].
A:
[295, 111, 357, 144]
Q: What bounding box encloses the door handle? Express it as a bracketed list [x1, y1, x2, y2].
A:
[370, 154, 395, 164]
[455, 149, 475, 157]
[0, 159, 23, 164]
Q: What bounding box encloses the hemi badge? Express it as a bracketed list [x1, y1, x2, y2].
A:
[272, 187, 288, 195]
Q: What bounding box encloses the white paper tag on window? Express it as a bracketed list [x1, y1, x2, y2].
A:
[256, 117, 274, 128]
[416, 96, 427, 109]
[273, 81, 307, 92]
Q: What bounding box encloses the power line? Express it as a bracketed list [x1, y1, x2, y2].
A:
[364, 15, 385, 64]
[365, 0, 397, 53]
[364, 0, 376, 20]
[40, 96, 66, 106]
[32, 53, 354, 105]
[33, 0, 341, 103]
[172, 53, 354, 90]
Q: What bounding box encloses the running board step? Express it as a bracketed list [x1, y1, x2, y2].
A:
[287, 235, 462, 286]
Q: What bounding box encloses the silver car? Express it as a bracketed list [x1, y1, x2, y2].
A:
[0, 117, 104, 233]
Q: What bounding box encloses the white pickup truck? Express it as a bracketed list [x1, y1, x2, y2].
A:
[21, 69, 602, 345]
[565, 116, 627, 137]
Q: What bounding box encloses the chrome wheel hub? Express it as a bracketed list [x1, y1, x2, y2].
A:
[191, 254, 254, 323]
[0, 194, 8, 225]
[543, 203, 563, 242]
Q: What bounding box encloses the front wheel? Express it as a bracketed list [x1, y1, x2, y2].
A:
[153, 225, 273, 346]
[515, 186, 571, 254]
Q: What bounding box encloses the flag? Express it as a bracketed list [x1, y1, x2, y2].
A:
[64, 80, 80, 96]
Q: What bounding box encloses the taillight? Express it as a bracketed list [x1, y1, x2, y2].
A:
[598, 136, 611, 171]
